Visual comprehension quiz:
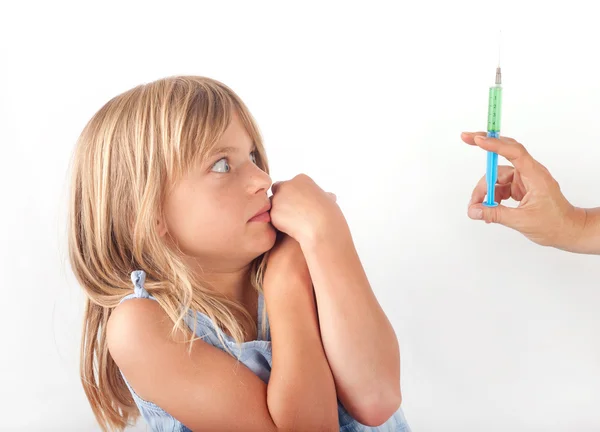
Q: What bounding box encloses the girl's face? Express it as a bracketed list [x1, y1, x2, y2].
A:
[160, 111, 276, 271]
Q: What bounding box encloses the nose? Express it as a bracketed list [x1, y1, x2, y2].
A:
[247, 164, 272, 195]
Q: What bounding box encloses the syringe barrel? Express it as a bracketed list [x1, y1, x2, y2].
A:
[487, 85, 502, 132]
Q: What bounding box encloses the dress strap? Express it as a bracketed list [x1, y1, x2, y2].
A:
[119, 270, 154, 304]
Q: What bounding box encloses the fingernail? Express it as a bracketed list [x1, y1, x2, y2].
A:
[468, 207, 483, 220]
[474, 135, 486, 141]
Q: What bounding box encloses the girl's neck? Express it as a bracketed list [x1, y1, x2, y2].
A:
[195, 263, 254, 305]
[201, 267, 259, 341]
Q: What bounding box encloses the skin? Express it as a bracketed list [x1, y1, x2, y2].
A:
[270, 175, 402, 425]
[106, 110, 403, 431]
[157, 111, 276, 306]
[462, 131, 600, 255]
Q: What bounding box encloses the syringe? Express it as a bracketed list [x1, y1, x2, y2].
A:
[483, 37, 503, 207]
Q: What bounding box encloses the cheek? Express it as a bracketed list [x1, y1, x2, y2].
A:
[165, 195, 244, 254]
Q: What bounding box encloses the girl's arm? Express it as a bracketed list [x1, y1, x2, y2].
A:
[301, 217, 402, 427]
[107, 238, 338, 431]
[262, 236, 339, 430]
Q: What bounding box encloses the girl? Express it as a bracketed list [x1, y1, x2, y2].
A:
[68, 76, 411, 431]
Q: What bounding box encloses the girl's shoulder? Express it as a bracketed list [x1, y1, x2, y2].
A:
[108, 271, 174, 377]
[107, 270, 164, 364]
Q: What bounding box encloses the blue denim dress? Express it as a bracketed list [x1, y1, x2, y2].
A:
[119, 270, 411, 432]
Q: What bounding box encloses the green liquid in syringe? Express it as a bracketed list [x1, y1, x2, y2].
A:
[487, 86, 502, 132]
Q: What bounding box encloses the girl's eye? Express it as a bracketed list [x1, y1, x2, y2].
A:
[211, 151, 256, 173]
[211, 158, 230, 173]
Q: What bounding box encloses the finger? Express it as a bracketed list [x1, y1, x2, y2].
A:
[271, 181, 282, 194]
[461, 131, 488, 146]
[467, 202, 519, 228]
[469, 166, 515, 206]
[471, 135, 537, 176]
[495, 183, 513, 204]
[462, 131, 519, 145]
[471, 182, 512, 207]
[511, 170, 526, 201]
[327, 192, 337, 202]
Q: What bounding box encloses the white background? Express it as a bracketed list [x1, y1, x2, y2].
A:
[1, 1, 599, 431]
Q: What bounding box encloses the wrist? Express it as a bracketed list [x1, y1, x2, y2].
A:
[300, 219, 353, 261]
[578, 207, 600, 254]
[562, 207, 600, 254]
[299, 209, 349, 249]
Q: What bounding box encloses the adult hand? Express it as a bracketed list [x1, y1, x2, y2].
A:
[462, 132, 590, 252]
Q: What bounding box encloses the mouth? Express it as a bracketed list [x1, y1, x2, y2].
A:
[249, 202, 272, 222]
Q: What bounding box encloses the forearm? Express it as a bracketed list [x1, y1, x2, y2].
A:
[263, 274, 339, 431]
[301, 221, 401, 424]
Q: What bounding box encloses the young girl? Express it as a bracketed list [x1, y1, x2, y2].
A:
[68, 76, 411, 431]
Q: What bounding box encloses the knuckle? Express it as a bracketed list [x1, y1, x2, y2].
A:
[514, 143, 527, 156]
[544, 173, 560, 190]
[538, 163, 552, 177]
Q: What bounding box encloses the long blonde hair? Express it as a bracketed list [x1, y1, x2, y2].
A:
[67, 76, 270, 431]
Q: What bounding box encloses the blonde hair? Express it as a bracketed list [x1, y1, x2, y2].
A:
[67, 76, 270, 431]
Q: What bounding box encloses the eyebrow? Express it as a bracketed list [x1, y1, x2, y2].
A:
[209, 146, 238, 156]
[208, 144, 257, 158]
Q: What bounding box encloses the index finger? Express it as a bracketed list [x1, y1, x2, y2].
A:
[462, 132, 537, 175]
[461, 131, 488, 146]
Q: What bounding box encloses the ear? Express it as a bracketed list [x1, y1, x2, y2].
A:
[156, 215, 168, 237]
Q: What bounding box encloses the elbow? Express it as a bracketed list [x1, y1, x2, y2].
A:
[352, 385, 402, 427]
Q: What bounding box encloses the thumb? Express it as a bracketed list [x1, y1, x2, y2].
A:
[468, 203, 518, 227]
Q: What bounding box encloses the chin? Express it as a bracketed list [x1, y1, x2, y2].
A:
[263, 224, 277, 248]
[243, 222, 277, 259]
[253, 223, 277, 253]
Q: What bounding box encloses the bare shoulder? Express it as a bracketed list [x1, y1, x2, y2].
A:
[107, 298, 174, 370]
